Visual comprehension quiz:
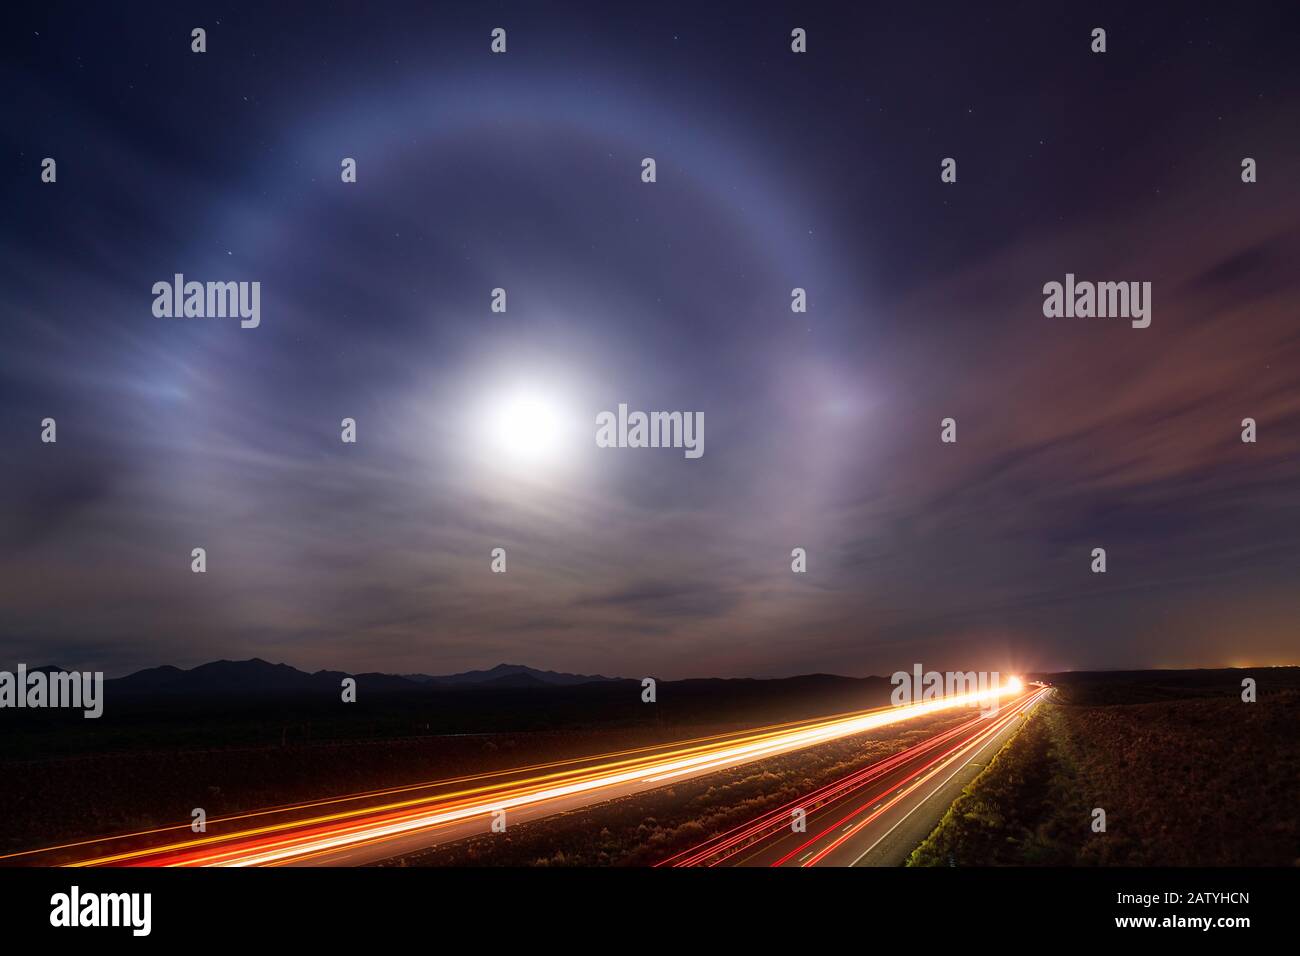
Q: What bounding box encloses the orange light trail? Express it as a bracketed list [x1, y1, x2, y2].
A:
[12, 679, 1025, 868]
[660, 686, 1047, 867]
[782, 689, 1046, 866]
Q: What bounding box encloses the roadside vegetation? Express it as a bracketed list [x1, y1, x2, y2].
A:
[910, 671, 1300, 866]
[908, 705, 1083, 865]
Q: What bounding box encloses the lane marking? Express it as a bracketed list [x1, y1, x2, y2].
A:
[793, 697, 1036, 867]
[846, 692, 1048, 867]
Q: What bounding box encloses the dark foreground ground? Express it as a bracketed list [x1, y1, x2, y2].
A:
[909, 668, 1300, 866]
[1, 665, 900, 855]
[4, 665, 1295, 866]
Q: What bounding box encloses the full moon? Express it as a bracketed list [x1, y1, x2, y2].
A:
[484, 389, 569, 466]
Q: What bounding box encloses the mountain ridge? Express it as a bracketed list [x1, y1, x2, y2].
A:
[106, 658, 624, 696]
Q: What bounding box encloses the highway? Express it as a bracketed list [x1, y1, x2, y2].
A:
[662, 684, 1052, 867]
[4, 679, 1036, 867]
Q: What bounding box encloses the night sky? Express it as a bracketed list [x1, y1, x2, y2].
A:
[3, 2, 1298, 680]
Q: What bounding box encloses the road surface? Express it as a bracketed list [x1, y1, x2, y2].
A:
[5, 681, 1038, 867]
[662, 685, 1052, 866]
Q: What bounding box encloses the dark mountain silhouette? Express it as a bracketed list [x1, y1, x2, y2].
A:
[93, 658, 911, 707]
[472, 671, 552, 689]
[109, 659, 424, 697]
[112, 663, 186, 691]
[405, 663, 618, 687]
[105, 658, 618, 697]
